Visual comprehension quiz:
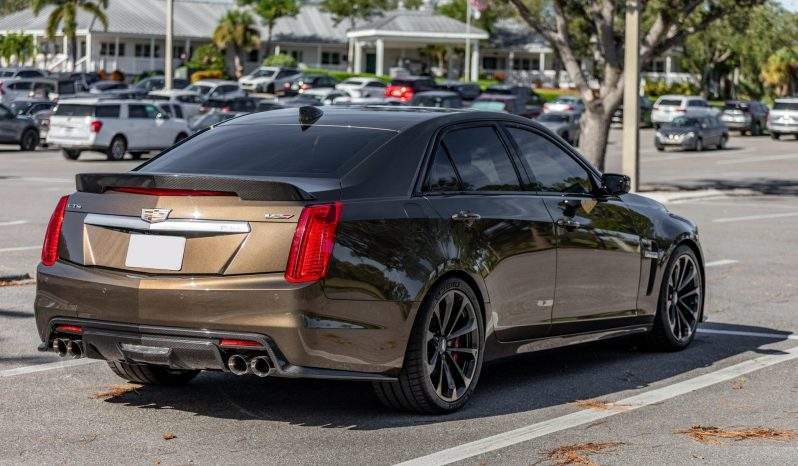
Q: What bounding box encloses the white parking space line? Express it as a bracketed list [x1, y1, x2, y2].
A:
[0, 220, 28, 227]
[705, 259, 739, 267]
[717, 154, 798, 165]
[698, 328, 798, 340]
[0, 359, 100, 378]
[712, 212, 798, 223]
[0, 246, 40, 253]
[397, 345, 798, 466]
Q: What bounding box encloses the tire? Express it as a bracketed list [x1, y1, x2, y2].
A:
[739, 129, 747, 136]
[644, 245, 704, 351]
[694, 138, 703, 152]
[106, 135, 127, 161]
[19, 128, 39, 151]
[62, 149, 81, 160]
[266, 83, 275, 94]
[771, 132, 780, 140]
[107, 361, 199, 385]
[129, 151, 146, 160]
[717, 135, 728, 150]
[174, 132, 188, 144]
[655, 143, 665, 152]
[373, 277, 485, 414]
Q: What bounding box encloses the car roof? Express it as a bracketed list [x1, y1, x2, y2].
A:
[56, 98, 130, 105]
[193, 79, 237, 85]
[774, 97, 798, 102]
[476, 93, 515, 101]
[148, 89, 194, 96]
[221, 106, 536, 133]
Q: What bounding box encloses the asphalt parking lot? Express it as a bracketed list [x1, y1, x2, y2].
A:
[1, 129, 797, 464]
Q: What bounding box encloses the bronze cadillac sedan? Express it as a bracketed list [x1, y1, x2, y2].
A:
[35, 106, 704, 413]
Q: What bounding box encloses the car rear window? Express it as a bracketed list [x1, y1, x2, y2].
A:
[657, 99, 682, 107]
[773, 101, 798, 111]
[138, 123, 397, 177]
[53, 104, 95, 116]
[724, 102, 749, 110]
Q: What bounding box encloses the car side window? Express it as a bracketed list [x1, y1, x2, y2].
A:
[443, 126, 521, 192]
[424, 145, 460, 192]
[128, 104, 159, 119]
[95, 105, 120, 118]
[507, 127, 593, 194]
[366, 81, 385, 88]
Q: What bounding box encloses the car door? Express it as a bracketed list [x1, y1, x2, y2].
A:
[422, 123, 557, 340]
[0, 104, 16, 141]
[504, 125, 643, 334]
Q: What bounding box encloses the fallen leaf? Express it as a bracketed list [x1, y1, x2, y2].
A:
[162, 432, 176, 440]
[731, 377, 747, 390]
[92, 383, 141, 399]
[547, 442, 623, 465]
[575, 399, 626, 411]
[678, 425, 796, 444]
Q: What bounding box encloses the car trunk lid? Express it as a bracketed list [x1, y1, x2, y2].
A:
[60, 173, 337, 275]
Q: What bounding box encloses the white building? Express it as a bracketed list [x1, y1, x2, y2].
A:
[0, 0, 691, 85]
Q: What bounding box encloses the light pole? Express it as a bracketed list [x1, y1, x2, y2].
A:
[464, 1, 471, 82]
[622, 0, 641, 192]
[164, 0, 174, 90]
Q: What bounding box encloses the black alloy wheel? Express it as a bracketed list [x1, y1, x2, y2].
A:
[373, 277, 484, 413]
[645, 246, 703, 351]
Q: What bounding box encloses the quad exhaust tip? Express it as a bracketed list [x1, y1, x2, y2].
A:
[52, 338, 68, 357]
[66, 340, 83, 359]
[250, 356, 272, 377]
[227, 354, 250, 375]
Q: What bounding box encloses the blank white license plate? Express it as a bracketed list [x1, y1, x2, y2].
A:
[125, 234, 186, 271]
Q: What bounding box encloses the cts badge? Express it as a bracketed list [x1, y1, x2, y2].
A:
[141, 208, 171, 223]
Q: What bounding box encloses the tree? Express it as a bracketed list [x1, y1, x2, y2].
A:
[237, 0, 299, 56]
[503, 0, 765, 171]
[187, 44, 226, 72]
[2, 33, 37, 66]
[0, 0, 29, 15]
[761, 47, 798, 96]
[320, 0, 392, 72]
[32, 0, 108, 72]
[263, 52, 297, 67]
[213, 9, 261, 79]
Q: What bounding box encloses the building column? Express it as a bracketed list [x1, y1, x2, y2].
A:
[114, 36, 119, 70]
[273, 44, 280, 56]
[316, 45, 323, 67]
[470, 40, 480, 83]
[539, 51, 546, 73]
[665, 55, 672, 84]
[185, 38, 191, 61]
[507, 50, 514, 76]
[149, 37, 155, 71]
[353, 40, 364, 73]
[85, 33, 92, 71]
[446, 46, 455, 79]
[62, 35, 69, 70]
[375, 38, 384, 77]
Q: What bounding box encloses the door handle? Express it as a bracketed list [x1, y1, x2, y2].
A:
[451, 211, 481, 221]
[556, 218, 581, 229]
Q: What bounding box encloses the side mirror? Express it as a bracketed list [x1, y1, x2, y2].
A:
[601, 173, 630, 195]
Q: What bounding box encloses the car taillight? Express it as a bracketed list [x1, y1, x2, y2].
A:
[543, 103, 550, 110]
[219, 338, 261, 348]
[89, 120, 102, 133]
[41, 195, 69, 266]
[675, 107, 686, 113]
[563, 105, 573, 111]
[285, 202, 342, 283]
[0, 81, 5, 96]
[385, 86, 413, 101]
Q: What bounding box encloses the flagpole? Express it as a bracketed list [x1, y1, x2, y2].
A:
[464, 1, 472, 82]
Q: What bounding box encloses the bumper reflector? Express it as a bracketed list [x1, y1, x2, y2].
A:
[219, 338, 261, 348]
[54, 324, 82, 334]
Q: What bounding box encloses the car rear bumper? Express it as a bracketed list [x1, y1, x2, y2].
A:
[35, 261, 416, 378]
[721, 120, 750, 129]
[768, 124, 798, 134]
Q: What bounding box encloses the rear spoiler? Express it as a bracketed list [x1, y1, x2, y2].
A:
[76, 173, 316, 201]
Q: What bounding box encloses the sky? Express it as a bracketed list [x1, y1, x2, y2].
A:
[782, 0, 798, 11]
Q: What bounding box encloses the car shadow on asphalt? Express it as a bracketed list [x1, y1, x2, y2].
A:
[644, 178, 798, 196]
[99, 322, 795, 429]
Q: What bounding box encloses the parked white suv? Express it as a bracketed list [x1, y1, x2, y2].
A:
[46, 98, 189, 161]
[652, 95, 718, 128]
[147, 89, 203, 120]
[238, 66, 300, 94]
[768, 98, 798, 140]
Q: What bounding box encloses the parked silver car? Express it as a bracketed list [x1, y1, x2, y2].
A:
[768, 98, 798, 140]
[0, 102, 41, 150]
[536, 112, 580, 145]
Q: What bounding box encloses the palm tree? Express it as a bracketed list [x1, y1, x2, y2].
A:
[237, 0, 300, 56]
[213, 9, 261, 79]
[32, 0, 109, 71]
[7, 33, 37, 66]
